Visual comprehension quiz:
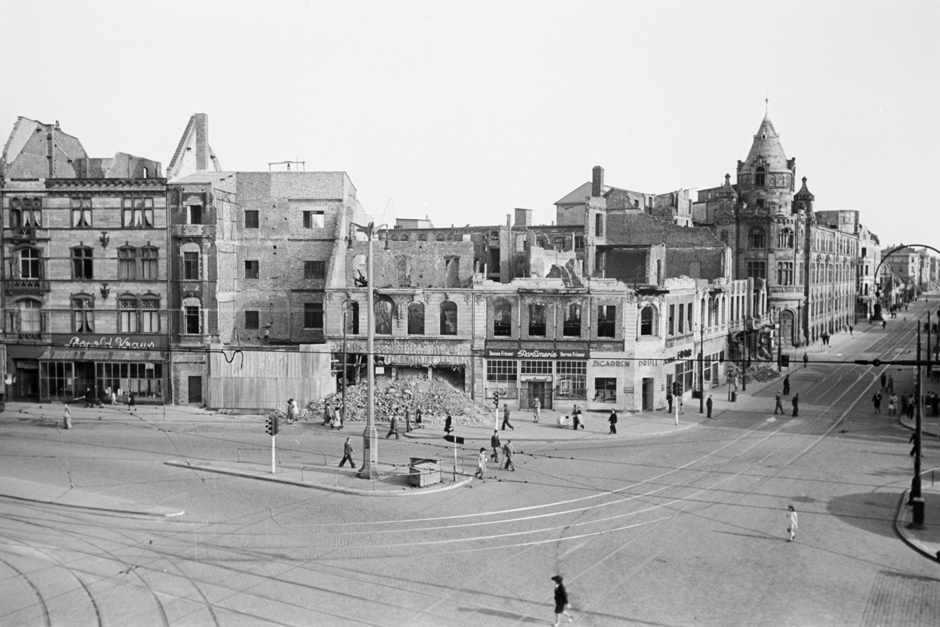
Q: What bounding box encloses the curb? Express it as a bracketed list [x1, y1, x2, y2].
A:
[0, 485, 185, 518]
[164, 460, 473, 497]
[895, 489, 940, 563]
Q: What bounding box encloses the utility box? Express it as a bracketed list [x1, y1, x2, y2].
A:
[409, 458, 442, 488]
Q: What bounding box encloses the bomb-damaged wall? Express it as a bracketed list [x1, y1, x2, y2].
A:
[345, 239, 476, 289]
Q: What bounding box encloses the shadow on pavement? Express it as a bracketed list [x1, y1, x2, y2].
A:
[826, 491, 901, 538]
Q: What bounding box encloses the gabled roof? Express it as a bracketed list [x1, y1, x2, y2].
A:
[555, 181, 599, 205]
[167, 113, 220, 181]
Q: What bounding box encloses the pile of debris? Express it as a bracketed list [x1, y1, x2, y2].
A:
[725, 362, 781, 384]
[292, 376, 491, 426]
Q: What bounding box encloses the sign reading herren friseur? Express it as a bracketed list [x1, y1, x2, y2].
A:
[484, 348, 588, 360]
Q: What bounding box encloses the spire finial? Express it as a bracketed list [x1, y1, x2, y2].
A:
[765, 97, 769, 118]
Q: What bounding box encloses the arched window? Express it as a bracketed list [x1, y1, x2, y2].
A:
[408, 302, 425, 335]
[345, 301, 359, 334]
[436, 233, 445, 241]
[13, 298, 42, 334]
[182, 297, 201, 334]
[71, 246, 94, 280]
[440, 301, 457, 335]
[777, 227, 793, 249]
[418, 233, 427, 241]
[493, 300, 511, 336]
[71, 295, 94, 333]
[640, 305, 655, 336]
[748, 227, 766, 249]
[374, 296, 394, 335]
[118, 246, 137, 280]
[18, 247, 42, 279]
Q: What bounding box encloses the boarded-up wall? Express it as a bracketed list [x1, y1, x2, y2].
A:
[208, 346, 334, 410]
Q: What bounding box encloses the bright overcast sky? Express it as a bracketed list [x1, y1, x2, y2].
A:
[2, 1, 938, 248]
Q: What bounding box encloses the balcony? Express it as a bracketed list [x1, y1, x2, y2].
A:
[171, 224, 209, 238]
[5, 227, 49, 243]
[5, 279, 51, 295]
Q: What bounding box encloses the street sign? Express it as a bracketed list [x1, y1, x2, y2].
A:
[444, 434, 465, 444]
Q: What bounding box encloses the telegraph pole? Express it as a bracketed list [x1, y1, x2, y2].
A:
[355, 222, 380, 480]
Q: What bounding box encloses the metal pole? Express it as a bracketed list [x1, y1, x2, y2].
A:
[342, 309, 347, 428]
[928, 309, 932, 377]
[271, 434, 276, 474]
[358, 225, 379, 479]
[699, 314, 705, 414]
[912, 324, 922, 503]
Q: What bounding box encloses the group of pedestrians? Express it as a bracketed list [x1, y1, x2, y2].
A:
[477, 432, 515, 477]
[773, 374, 799, 417]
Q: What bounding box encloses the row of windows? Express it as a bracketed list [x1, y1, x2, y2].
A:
[243, 209, 324, 229]
[9, 296, 161, 334]
[243, 304, 324, 331]
[342, 300, 460, 336]
[9, 198, 160, 229]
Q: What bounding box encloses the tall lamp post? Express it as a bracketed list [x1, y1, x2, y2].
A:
[351, 221, 384, 480]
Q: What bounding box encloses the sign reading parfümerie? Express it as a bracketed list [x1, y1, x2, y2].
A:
[485, 348, 588, 360]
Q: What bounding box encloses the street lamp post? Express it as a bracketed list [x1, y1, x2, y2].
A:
[353, 222, 381, 480]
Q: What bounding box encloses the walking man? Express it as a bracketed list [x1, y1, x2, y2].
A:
[774, 391, 785, 414]
[532, 396, 541, 423]
[339, 438, 356, 468]
[786, 505, 798, 542]
[888, 394, 898, 415]
[667, 391, 674, 413]
[490, 430, 501, 464]
[502, 439, 515, 471]
[501, 404, 514, 431]
[386, 414, 400, 439]
[783, 374, 790, 395]
[474, 447, 487, 479]
[880, 372, 887, 390]
[404, 408, 412, 432]
[803, 352, 808, 368]
[872, 391, 882, 414]
[444, 414, 453, 434]
[286, 398, 297, 424]
[551, 576, 574, 626]
[706, 394, 713, 418]
[415, 407, 424, 428]
[791, 393, 800, 417]
[608, 410, 618, 434]
[849, 325, 853, 335]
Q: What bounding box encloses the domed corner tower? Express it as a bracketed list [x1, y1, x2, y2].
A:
[736, 109, 797, 216]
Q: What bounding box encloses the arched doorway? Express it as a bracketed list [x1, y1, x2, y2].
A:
[780, 310, 795, 347]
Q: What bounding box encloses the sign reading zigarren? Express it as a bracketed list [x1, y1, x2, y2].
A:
[485, 348, 588, 360]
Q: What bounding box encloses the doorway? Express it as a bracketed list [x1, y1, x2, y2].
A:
[525, 381, 552, 410]
[642, 378, 654, 411]
[188, 376, 203, 404]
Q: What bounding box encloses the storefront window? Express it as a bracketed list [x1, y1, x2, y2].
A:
[594, 377, 617, 402]
[520, 360, 552, 375]
[556, 361, 586, 400]
[486, 360, 517, 382]
[96, 362, 163, 399]
[40, 362, 74, 399]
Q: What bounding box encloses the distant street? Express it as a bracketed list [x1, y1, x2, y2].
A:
[2, 303, 940, 626]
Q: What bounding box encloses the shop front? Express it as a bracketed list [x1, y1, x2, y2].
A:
[484, 347, 588, 410]
[587, 353, 632, 412]
[40, 335, 167, 404]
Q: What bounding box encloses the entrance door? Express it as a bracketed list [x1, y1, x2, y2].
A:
[527, 381, 552, 410]
[642, 378, 654, 411]
[16, 368, 39, 400]
[188, 376, 203, 404]
[780, 310, 794, 346]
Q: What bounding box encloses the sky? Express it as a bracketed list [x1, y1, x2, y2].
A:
[2, 0, 938, 248]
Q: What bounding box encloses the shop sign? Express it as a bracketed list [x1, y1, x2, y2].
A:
[485, 348, 588, 359]
[592, 359, 631, 368]
[676, 348, 693, 359]
[637, 360, 658, 367]
[66, 336, 157, 350]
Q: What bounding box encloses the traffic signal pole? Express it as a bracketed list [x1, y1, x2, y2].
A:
[271, 434, 276, 474]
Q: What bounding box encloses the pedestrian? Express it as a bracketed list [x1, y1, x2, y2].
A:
[415, 407, 424, 428]
[849, 325, 853, 335]
[803, 352, 808, 368]
[405, 408, 413, 433]
[880, 372, 887, 389]
[783, 374, 790, 395]
[679, 397, 684, 414]
[532, 396, 541, 423]
[706, 394, 713, 418]
[502, 439, 515, 471]
[490, 430, 501, 463]
[907, 394, 916, 419]
[888, 394, 897, 415]
[872, 391, 882, 414]
[474, 447, 487, 479]
[573, 405, 583, 428]
[501, 404, 514, 431]
[339, 437, 356, 468]
[667, 391, 674, 413]
[786, 505, 798, 542]
[608, 409, 618, 434]
[910, 432, 919, 456]
[882, 319, 887, 329]
[791, 393, 800, 417]
[572, 412, 581, 430]
[550, 575, 574, 626]
[901, 393, 910, 417]
[128, 393, 136, 410]
[323, 402, 333, 426]
[444, 414, 453, 434]
[774, 391, 785, 415]
[286, 399, 296, 424]
[386, 414, 400, 439]
[62, 403, 72, 430]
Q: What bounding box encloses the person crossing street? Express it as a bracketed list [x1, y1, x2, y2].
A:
[774, 391, 785, 414]
[490, 430, 501, 464]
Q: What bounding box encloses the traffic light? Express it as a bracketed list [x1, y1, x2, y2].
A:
[265, 414, 279, 436]
[492, 391, 501, 408]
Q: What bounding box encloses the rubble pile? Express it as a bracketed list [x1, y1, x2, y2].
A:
[725, 362, 781, 384]
[315, 377, 490, 426]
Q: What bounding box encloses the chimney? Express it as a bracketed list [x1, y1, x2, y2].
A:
[194, 113, 209, 171]
[514, 208, 532, 227]
[592, 165, 604, 197]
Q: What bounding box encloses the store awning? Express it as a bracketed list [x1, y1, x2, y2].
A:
[39, 350, 165, 362]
